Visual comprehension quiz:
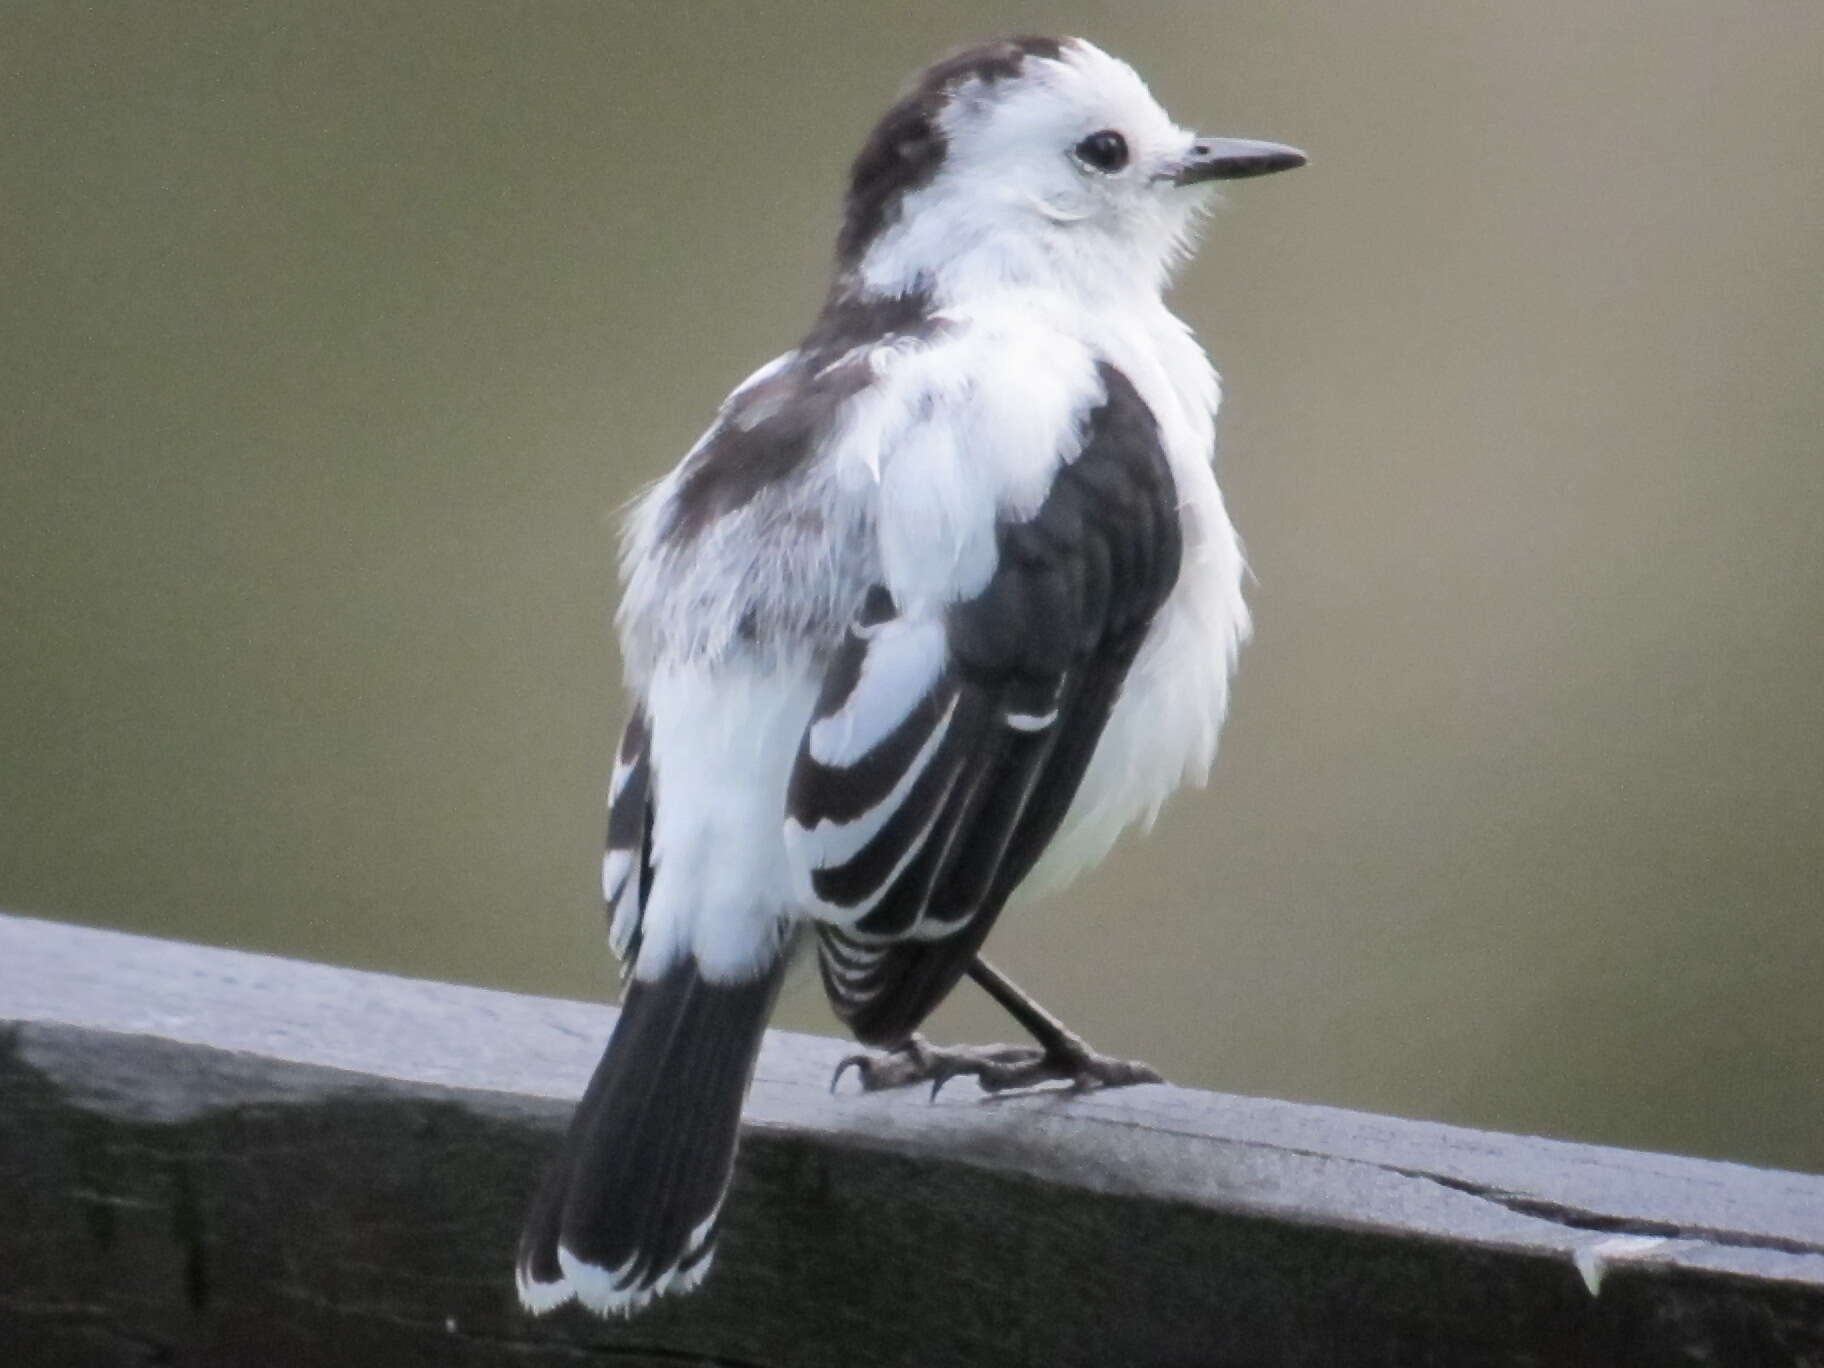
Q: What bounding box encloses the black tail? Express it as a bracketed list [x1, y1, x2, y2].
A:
[516, 953, 784, 1316]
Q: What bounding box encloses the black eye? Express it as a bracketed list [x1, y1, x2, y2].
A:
[1073, 129, 1129, 173]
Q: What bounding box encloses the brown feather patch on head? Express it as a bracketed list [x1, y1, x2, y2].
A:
[836, 36, 1068, 269]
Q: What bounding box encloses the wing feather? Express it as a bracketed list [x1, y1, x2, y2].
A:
[784, 363, 1184, 1043]
[603, 708, 654, 965]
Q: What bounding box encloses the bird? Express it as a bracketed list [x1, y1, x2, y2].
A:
[516, 34, 1305, 1318]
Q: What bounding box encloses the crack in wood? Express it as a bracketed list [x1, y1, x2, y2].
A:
[1402, 1166, 1824, 1261]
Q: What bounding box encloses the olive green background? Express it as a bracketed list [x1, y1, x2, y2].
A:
[5, 2, 1820, 1171]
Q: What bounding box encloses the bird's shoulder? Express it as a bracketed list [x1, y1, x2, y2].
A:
[615, 289, 1180, 674]
[835, 299, 1172, 614]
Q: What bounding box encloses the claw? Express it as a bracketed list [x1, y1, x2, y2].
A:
[928, 1072, 951, 1103]
[1072, 1057, 1162, 1091]
[832, 1035, 1163, 1099]
[829, 1053, 867, 1094]
[830, 1035, 936, 1094]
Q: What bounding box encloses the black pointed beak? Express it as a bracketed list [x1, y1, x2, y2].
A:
[1168, 137, 1308, 185]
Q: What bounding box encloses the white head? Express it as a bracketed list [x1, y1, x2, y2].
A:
[836, 37, 1304, 304]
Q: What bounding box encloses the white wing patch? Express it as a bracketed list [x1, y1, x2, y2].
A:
[790, 692, 959, 877]
[602, 710, 653, 964]
[806, 618, 948, 766]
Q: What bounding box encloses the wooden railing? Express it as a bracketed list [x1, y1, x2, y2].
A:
[2, 911, 1820, 1366]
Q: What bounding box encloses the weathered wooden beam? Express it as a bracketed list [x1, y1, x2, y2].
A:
[1, 911, 1820, 1367]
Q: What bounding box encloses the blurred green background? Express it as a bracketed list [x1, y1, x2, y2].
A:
[4, 1, 1820, 1172]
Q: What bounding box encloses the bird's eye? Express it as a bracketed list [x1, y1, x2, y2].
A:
[1073, 129, 1129, 173]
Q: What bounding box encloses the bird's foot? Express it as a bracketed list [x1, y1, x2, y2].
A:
[831, 1032, 1163, 1099]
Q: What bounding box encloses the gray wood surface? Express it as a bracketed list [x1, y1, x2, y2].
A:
[2, 910, 1820, 1366]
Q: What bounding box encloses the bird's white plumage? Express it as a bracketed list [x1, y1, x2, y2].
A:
[613, 36, 1248, 985]
[522, 1180, 727, 1317]
[524, 37, 1289, 1320]
[788, 693, 958, 881]
[632, 659, 816, 982]
[555, 1235, 713, 1318]
[860, 44, 1207, 303]
[806, 617, 949, 766]
[838, 310, 1100, 610]
[514, 1262, 573, 1315]
[600, 847, 631, 908]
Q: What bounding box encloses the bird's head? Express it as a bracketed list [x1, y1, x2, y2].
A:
[836, 37, 1305, 305]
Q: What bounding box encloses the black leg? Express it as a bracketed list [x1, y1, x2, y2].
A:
[831, 957, 1164, 1097]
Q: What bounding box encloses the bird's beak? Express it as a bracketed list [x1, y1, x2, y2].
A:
[1166, 137, 1308, 185]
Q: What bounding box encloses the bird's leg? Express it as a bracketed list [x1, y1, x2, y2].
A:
[831, 958, 1164, 1097]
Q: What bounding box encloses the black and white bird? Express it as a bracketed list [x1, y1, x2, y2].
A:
[517, 35, 1304, 1317]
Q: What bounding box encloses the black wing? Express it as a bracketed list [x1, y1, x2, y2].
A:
[602, 706, 654, 967]
[784, 363, 1183, 1045]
